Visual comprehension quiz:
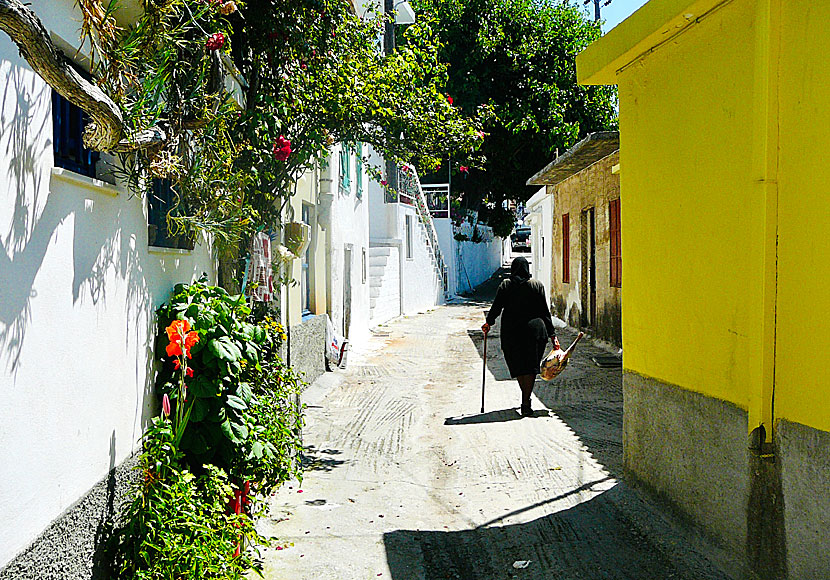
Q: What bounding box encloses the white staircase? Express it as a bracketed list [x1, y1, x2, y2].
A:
[368, 245, 400, 324]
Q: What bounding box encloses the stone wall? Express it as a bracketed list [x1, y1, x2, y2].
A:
[0, 455, 139, 580]
[549, 151, 621, 346]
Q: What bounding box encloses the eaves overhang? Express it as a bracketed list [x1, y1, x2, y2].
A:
[526, 132, 619, 186]
[577, 0, 729, 86]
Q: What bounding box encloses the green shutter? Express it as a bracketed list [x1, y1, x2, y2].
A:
[355, 142, 363, 198]
[340, 144, 351, 189]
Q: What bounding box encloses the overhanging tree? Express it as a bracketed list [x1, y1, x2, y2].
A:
[411, 0, 617, 235]
[0, 0, 481, 280]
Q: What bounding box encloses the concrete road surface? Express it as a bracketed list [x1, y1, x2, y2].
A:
[257, 274, 743, 580]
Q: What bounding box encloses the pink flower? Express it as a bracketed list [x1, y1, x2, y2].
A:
[273, 135, 292, 161]
[206, 32, 225, 51]
[477, 130, 486, 139]
[297, 489, 304, 493]
[459, 166, 469, 174]
[380, 180, 387, 186]
[434, 164, 441, 172]
[162, 394, 171, 418]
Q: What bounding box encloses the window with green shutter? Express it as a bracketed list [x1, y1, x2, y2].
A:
[339, 143, 351, 190]
[355, 142, 363, 199]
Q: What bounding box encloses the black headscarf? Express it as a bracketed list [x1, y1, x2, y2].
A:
[510, 256, 531, 284]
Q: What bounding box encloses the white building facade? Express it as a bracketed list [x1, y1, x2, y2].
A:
[0, 2, 218, 575]
[524, 186, 553, 299]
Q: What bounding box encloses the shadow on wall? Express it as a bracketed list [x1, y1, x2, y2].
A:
[383, 484, 702, 580]
[0, 64, 159, 431]
[596, 298, 622, 347]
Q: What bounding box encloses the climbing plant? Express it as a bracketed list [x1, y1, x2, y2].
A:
[0, 0, 482, 276]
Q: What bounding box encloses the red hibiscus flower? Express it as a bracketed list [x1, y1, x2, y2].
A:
[459, 166, 469, 174]
[447, 95, 453, 105]
[273, 135, 292, 161]
[186, 367, 194, 378]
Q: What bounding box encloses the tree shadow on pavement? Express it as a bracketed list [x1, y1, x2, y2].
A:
[301, 446, 348, 472]
[383, 484, 735, 580]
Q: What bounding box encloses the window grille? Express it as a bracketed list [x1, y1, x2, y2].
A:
[52, 90, 99, 178]
[147, 179, 194, 250]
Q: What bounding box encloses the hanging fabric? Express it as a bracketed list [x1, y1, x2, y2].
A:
[248, 231, 274, 302]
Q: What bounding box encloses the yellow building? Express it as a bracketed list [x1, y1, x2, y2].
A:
[578, 1, 830, 577]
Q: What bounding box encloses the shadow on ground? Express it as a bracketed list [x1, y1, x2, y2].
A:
[458, 268, 624, 477]
[383, 484, 732, 580]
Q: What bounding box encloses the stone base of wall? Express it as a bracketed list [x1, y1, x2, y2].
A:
[623, 371, 750, 555]
[778, 419, 830, 580]
[0, 454, 139, 580]
[282, 313, 326, 388]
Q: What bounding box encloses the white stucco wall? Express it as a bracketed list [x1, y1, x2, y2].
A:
[0, 4, 216, 567]
[397, 205, 444, 314]
[435, 218, 502, 296]
[328, 143, 371, 346]
[526, 186, 553, 300]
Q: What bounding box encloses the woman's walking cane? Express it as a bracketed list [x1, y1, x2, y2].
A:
[481, 330, 487, 413]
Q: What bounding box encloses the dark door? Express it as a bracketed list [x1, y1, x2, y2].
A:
[343, 245, 353, 338]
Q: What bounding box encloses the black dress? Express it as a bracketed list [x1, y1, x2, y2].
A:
[486, 277, 555, 378]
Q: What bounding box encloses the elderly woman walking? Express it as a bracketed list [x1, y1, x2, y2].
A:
[481, 257, 560, 416]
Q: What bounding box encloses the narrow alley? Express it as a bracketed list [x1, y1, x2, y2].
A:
[258, 274, 740, 580]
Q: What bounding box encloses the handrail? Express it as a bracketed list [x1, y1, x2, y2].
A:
[396, 166, 449, 296]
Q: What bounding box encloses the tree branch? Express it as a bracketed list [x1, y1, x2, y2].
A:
[0, 0, 165, 152]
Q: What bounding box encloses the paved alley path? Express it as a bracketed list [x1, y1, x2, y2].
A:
[258, 276, 740, 580]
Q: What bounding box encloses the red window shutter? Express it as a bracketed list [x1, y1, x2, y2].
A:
[609, 199, 621, 288]
[562, 213, 570, 284]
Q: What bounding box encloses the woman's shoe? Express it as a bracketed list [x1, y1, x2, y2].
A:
[520, 404, 533, 417]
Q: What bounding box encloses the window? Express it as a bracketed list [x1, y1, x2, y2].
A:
[405, 214, 413, 259]
[301, 204, 313, 314]
[609, 198, 621, 288]
[355, 142, 364, 199]
[52, 89, 99, 178]
[562, 213, 570, 283]
[148, 179, 194, 250]
[361, 247, 367, 284]
[339, 144, 351, 191]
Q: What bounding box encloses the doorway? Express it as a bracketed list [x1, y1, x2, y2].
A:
[581, 207, 596, 327]
[343, 244, 353, 339]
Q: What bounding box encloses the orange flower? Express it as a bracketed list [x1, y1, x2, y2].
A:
[165, 319, 199, 358]
[166, 319, 190, 342]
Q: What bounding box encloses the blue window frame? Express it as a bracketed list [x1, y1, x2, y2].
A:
[148, 179, 194, 250]
[52, 90, 99, 178]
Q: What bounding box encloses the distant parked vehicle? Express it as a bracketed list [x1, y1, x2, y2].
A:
[511, 225, 531, 252]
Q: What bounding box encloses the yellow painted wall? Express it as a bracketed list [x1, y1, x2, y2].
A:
[614, 0, 765, 412]
[286, 170, 327, 324]
[773, 3, 830, 432]
[579, 0, 830, 436]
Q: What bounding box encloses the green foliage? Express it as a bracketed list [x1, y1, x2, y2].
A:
[411, 0, 617, 207]
[108, 419, 266, 579]
[155, 276, 303, 488]
[79, 0, 483, 261]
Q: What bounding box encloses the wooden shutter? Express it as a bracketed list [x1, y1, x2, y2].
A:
[562, 213, 570, 283]
[609, 199, 621, 287]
